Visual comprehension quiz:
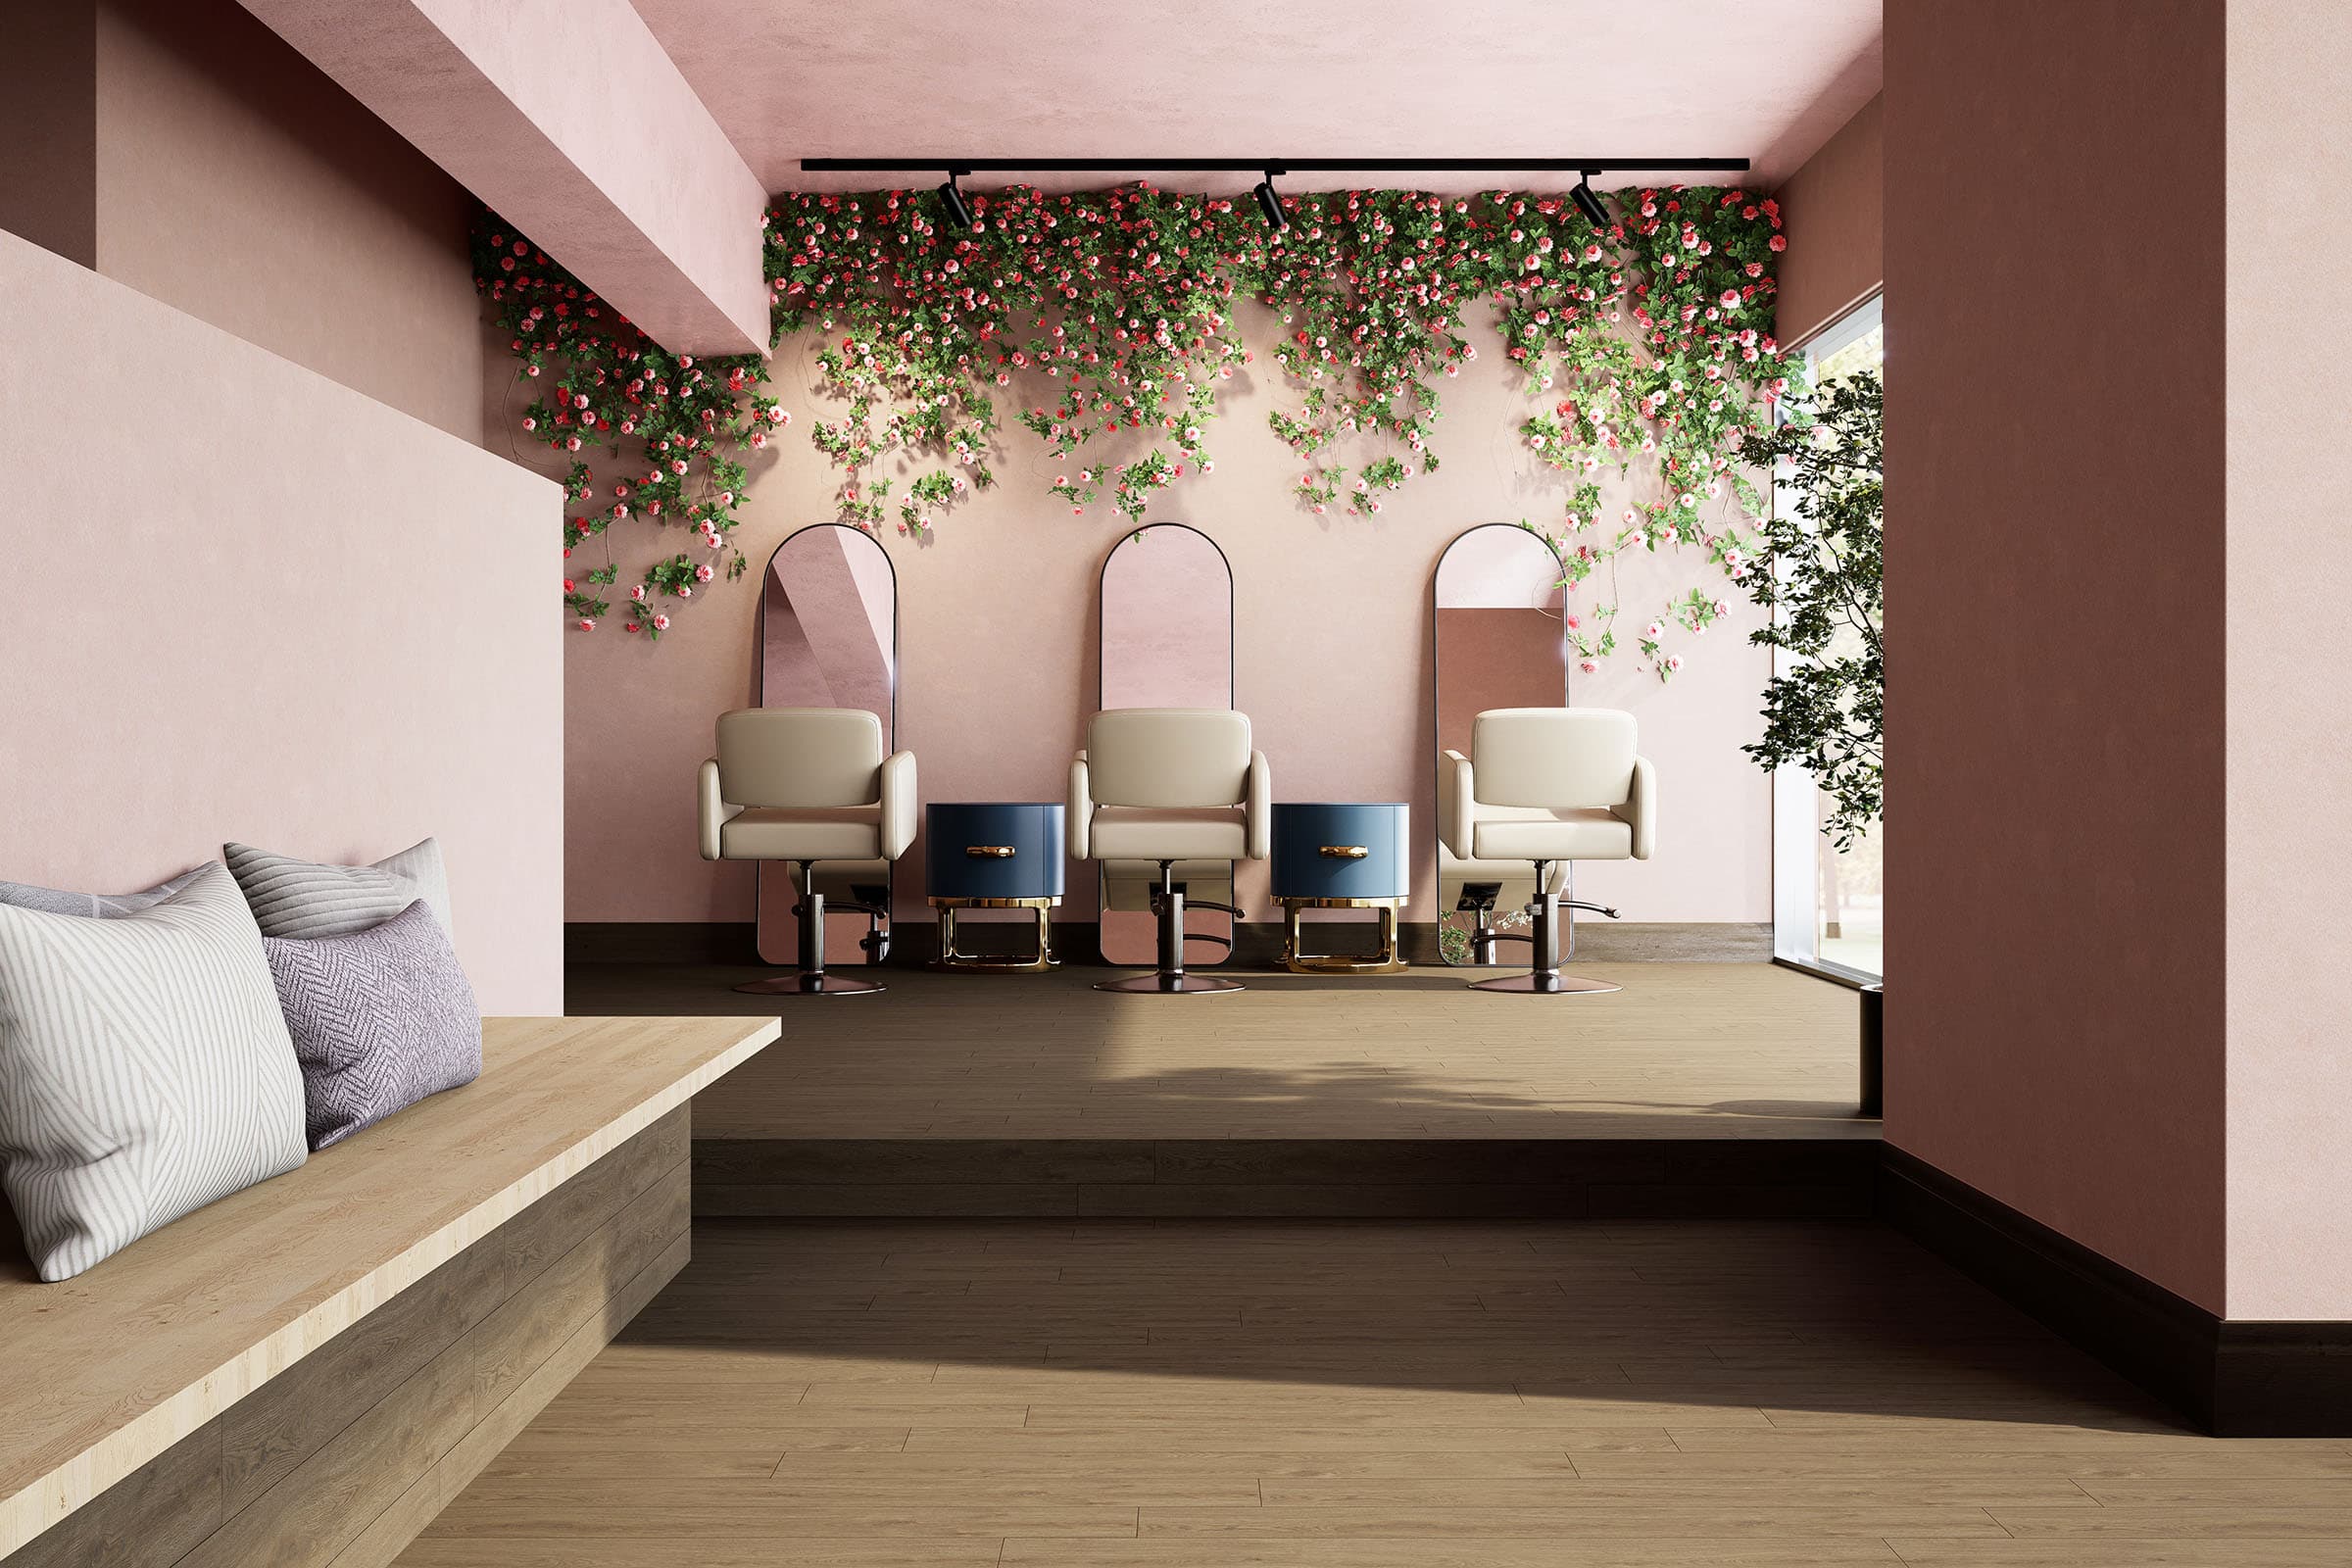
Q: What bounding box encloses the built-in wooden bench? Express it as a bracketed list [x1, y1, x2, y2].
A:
[0, 1013, 779, 1568]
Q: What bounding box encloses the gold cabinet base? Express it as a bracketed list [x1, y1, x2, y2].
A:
[1279, 897, 1407, 975]
[930, 897, 1060, 973]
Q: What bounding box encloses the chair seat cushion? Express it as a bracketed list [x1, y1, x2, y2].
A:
[1474, 809, 1634, 861]
[1090, 806, 1248, 860]
[721, 806, 883, 861]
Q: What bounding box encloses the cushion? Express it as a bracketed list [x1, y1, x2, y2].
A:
[0, 862, 212, 917]
[224, 837, 454, 942]
[719, 806, 884, 861]
[264, 902, 480, 1151]
[1473, 808, 1637, 862]
[1090, 806, 1249, 860]
[0, 863, 308, 1282]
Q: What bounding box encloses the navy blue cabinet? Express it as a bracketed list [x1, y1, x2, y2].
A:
[1269, 803, 1410, 973]
[925, 803, 1064, 971]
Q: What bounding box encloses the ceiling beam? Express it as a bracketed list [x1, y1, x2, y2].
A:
[236, 0, 769, 357]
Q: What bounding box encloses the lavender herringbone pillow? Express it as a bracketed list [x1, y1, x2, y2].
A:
[263, 901, 481, 1151]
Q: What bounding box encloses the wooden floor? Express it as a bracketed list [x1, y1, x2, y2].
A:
[397, 1217, 2352, 1567]
[569, 961, 1871, 1142]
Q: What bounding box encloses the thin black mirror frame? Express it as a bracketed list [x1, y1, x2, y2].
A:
[1430, 521, 1572, 965]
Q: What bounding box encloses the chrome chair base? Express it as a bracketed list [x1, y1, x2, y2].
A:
[733, 970, 886, 997]
[1465, 865, 1621, 997]
[1469, 972, 1620, 996]
[1095, 971, 1245, 995]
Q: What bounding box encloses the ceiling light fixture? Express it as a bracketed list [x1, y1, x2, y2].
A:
[1569, 172, 1610, 229]
[1252, 168, 1289, 230]
[937, 168, 973, 229]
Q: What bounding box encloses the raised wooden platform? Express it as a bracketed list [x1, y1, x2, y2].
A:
[0, 1014, 779, 1568]
[567, 960, 1878, 1218]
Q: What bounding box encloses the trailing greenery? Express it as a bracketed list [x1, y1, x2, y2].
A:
[473, 225, 777, 638]
[1736, 370, 1883, 846]
[478, 182, 1796, 668]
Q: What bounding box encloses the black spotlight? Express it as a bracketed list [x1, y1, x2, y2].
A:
[1253, 170, 1289, 231]
[937, 170, 973, 229]
[1569, 173, 1609, 230]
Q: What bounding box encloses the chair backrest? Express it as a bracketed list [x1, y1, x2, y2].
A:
[1086, 709, 1251, 808]
[714, 708, 884, 808]
[1471, 708, 1637, 809]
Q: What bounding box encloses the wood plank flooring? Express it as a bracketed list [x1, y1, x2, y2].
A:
[569, 961, 1869, 1141]
[396, 1218, 2352, 1567]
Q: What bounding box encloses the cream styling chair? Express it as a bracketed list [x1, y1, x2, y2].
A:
[1438, 707, 1653, 995]
[1069, 709, 1269, 994]
[700, 707, 915, 997]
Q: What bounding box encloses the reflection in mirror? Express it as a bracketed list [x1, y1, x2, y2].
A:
[1097, 523, 1236, 965]
[758, 522, 898, 965]
[1432, 523, 1570, 964]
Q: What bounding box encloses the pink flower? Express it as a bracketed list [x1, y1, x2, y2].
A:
[653, 614, 670, 631]
[1666, 654, 1685, 672]
[1580, 659, 1599, 674]
[576, 617, 596, 631]
[695, 564, 715, 583]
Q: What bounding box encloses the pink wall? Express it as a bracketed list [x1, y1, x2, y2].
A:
[2224, 0, 2352, 1323]
[1772, 91, 1883, 348]
[2, 0, 487, 444]
[235, 0, 769, 357]
[0, 229, 564, 1014]
[541, 301, 1775, 932]
[1886, 0, 2229, 1313]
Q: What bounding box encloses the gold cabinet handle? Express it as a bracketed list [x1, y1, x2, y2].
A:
[967, 845, 1016, 858]
[1321, 845, 1370, 859]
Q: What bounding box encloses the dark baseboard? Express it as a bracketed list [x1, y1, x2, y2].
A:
[694, 1136, 1878, 1221]
[1878, 1146, 2352, 1436]
[566, 919, 1773, 969]
[567, 921, 760, 966]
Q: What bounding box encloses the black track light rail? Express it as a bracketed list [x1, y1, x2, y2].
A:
[803, 158, 1749, 175]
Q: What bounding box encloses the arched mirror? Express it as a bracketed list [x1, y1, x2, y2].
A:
[1097, 522, 1236, 967]
[758, 522, 898, 966]
[1432, 523, 1571, 965]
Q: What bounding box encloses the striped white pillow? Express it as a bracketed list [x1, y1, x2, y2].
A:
[0, 863, 309, 1281]
[222, 838, 454, 943]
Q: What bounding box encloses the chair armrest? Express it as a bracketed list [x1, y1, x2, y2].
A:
[1437, 750, 1475, 860]
[1244, 750, 1271, 860]
[878, 750, 917, 860]
[1067, 757, 1094, 860]
[1611, 755, 1656, 860]
[698, 759, 741, 861]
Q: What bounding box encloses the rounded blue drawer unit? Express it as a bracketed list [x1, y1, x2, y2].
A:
[1270, 803, 1410, 902]
[926, 803, 1065, 902]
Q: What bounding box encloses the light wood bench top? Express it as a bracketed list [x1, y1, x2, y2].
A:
[0, 1012, 780, 1557]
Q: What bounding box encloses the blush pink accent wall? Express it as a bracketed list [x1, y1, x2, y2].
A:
[1886, 0, 2228, 1313]
[2225, 0, 2352, 1323]
[0, 230, 564, 1014]
[542, 301, 1774, 932]
[234, 0, 769, 356]
[1772, 91, 1883, 348]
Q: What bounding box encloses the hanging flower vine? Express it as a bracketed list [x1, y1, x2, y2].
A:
[480, 182, 1792, 671]
[471, 223, 780, 638]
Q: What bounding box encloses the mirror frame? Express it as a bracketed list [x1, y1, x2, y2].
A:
[1430, 522, 1571, 966]
[1095, 520, 1237, 966]
[755, 521, 901, 966]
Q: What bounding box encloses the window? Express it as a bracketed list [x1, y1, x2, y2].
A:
[1772, 293, 1883, 982]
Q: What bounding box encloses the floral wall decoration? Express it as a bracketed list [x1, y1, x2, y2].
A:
[477, 183, 1792, 671]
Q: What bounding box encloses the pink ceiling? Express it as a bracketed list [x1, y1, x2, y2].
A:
[629, 0, 1882, 196]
